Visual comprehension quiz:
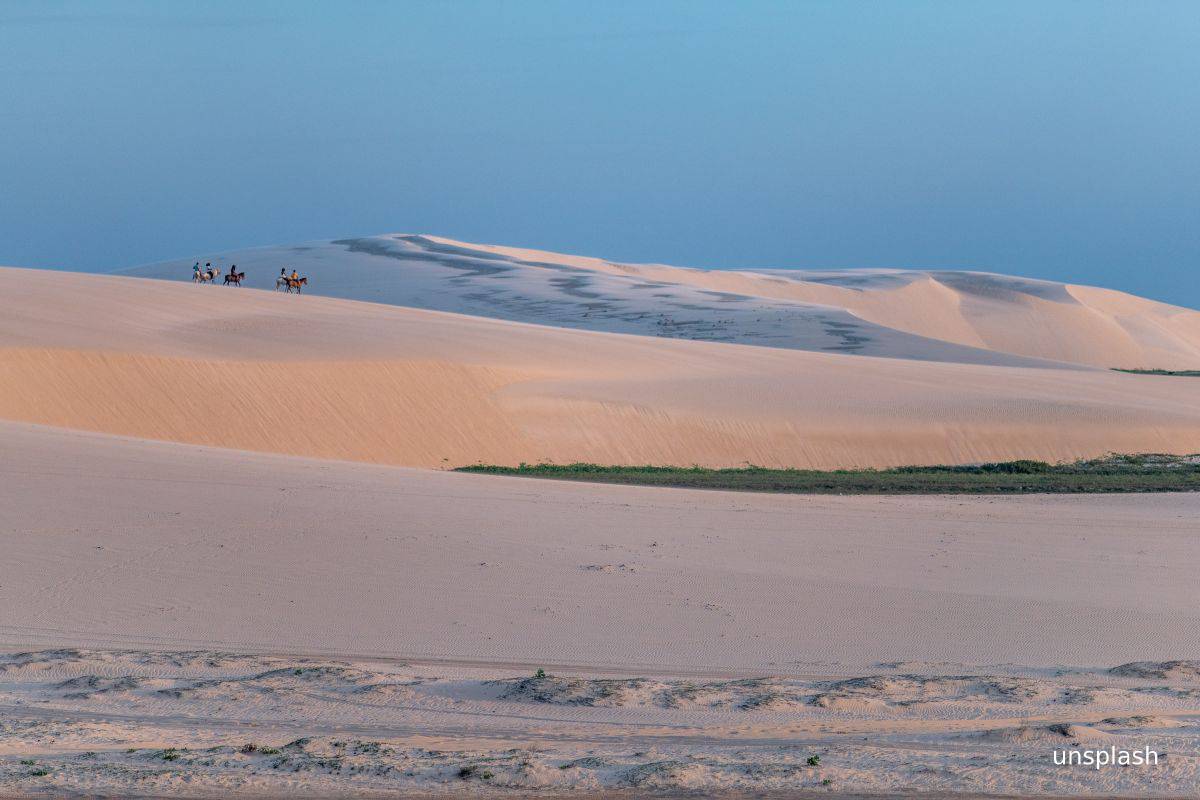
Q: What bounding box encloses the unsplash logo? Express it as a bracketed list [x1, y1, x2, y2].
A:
[1054, 746, 1159, 769]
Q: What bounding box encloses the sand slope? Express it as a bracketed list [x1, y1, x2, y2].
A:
[4, 420, 1198, 668]
[4, 267, 1200, 468]
[6, 252, 1200, 797]
[3, 420, 1200, 798]
[126, 233, 1200, 369]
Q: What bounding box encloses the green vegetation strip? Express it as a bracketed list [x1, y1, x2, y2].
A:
[1112, 368, 1200, 377]
[456, 456, 1200, 494]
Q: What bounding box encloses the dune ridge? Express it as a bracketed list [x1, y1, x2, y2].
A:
[127, 232, 1200, 369]
[4, 267, 1200, 469]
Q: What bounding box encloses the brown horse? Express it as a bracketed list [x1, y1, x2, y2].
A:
[285, 276, 308, 293]
[223, 270, 245, 286]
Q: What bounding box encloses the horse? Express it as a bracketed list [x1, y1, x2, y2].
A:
[195, 268, 218, 284]
[224, 270, 245, 286]
[286, 276, 308, 294]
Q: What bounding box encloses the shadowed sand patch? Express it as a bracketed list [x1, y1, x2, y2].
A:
[1109, 661, 1200, 681]
[975, 724, 1116, 743]
[0, 348, 528, 466]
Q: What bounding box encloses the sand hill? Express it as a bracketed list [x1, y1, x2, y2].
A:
[5, 245, 1200, 798]
[4, 266, 1200, 468]
[126, 233, 1200, 369]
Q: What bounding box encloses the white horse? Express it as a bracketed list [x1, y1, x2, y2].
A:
[194, 268, 218, 284]
[277, 275, 308, 293]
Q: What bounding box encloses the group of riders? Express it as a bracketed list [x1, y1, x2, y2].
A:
[192, 261, 308, 293]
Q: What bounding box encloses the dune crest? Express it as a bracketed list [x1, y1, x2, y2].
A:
[126, 233, 1200, 369]
[4, 267, 1200, 468]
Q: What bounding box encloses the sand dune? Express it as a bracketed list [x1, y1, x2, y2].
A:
[6, 250, 1200, 797]
[4, 420, 1199, 669]
[127, 233, 1200, 369]
[4, 267, 1200, 469]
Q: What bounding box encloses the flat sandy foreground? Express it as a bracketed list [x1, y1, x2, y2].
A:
[2, 422, 1199, 798]
[2, 264, 1200, 797]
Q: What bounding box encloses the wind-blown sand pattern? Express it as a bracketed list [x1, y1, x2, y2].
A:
[2, 647, 1200, 798]
[127, 233, 1200, 369]
[5, 239, 1200, 796]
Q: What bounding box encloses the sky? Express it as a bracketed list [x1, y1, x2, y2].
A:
[2, 0, 1198, 307]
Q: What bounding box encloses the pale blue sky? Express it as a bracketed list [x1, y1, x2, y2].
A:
[2, 1, 1198, 306]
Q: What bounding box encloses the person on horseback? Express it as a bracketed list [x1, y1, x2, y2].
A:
[193, 262, 200, 277]
[291, 269, 299, 282]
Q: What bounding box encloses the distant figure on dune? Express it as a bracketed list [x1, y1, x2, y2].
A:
[275, 267, 308, 293]
[193, 262, 219, 284]
[223, 265, 245, 286]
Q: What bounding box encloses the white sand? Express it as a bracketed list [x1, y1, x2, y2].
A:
[126, 233, 1200, 369]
